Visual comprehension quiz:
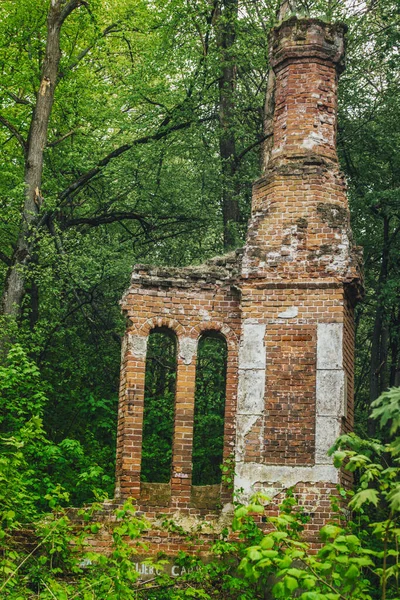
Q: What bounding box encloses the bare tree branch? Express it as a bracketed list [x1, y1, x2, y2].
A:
[279, 0, 301, 19]
[47, 130, 75, 147]
[58, 115, 217, 201]
[63, 211, 150, 228]
[62, 211, 192, 229]
[59, 0, 89, 26]
[234, 132, 272, 169]
[59, 23, 120, 78]
[6, 91, 32, 106]
[0, 115, 27, 153]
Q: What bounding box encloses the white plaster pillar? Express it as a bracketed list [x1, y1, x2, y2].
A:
[234, 319, 266, 494]
[315, 323, 347, 464]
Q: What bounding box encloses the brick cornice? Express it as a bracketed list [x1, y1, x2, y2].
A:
[271, 16, 347, 73]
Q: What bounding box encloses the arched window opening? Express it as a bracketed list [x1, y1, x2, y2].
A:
[141, 327, 176, 483]
[192, 332, 227, 486]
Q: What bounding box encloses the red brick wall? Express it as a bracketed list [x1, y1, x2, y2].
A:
[115, 280, 241, 513]
[110, 16, 362, 555]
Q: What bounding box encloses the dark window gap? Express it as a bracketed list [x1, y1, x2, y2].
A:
[192, 333, 227, 486]
[141, 328, 176, 483]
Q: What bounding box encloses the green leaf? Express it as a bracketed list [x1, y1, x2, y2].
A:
[260, 536, 274, 549]
[302, 577, 316, 590]
[320, 525, 342, 541]
[247, 548, 262, 561]
[271, 531, 288, 541]
[261, 550, 278, 559]
[333, 451, 347, 468]
[349, 489, 379, 510]
[345, 564, 359, 580]
[272, 581, 285, 598]
[284, 575, 298, 592]
[387, 485, 400, 511]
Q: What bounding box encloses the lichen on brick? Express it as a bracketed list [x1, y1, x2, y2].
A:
[296, 217, 308, 229]
[317, 202, 348, 228]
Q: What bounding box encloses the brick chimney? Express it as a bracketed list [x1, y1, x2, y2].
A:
[235, 18, 363, 518]
[271, 18, 345, 163]
[242, 18, 360, 284]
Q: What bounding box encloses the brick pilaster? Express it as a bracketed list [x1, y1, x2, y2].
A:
[115, 333, 147, 499]
[170, 358, 196, 508]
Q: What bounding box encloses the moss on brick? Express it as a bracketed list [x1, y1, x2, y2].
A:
[317, 203, 348, 228]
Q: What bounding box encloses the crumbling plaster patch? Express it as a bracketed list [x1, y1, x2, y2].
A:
[326, 232, 351, 276]
[316, 323, 343, 370]
[235, 463, 338, 503]
[154, 503, 235, 535]
[302, 130, 329, 151]
[237, 370, 265, 414]
[235, 414, 262, 463]
[198, 308, 211, 321]
[315, 416, 342, 464]
[238, 320, 266, 370]
[128, 334, 148, 360]
[316, 370, 346, 418]
[120, 335, 128, 360]
[278, 306, 298, 319]
[179, 337, 197, 365]
[235, 320, 266, 464]
[315, 323, 346, 465]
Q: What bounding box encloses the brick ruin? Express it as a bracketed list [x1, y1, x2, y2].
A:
[113, 16, 363, 549]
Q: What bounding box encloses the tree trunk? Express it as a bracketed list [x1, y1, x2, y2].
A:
[0, 0, 84, 319]
[217, 0, 239, 250]
[389, 310, 400, 387]
[278, 0, 300, 20]
[368, 214, 390, 435]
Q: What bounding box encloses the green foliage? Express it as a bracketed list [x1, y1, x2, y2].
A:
[371, 387, 400, 437]
[239, 386, 400, 599]
[1, 0, 400, 597]
[1, 386, 400, 599]
[0, 499, 149, 599]
[142, 330, 176, 483]
[0, 344, 113, 517]
[193, 335, 227, 485]
[0, 344, 47, 431]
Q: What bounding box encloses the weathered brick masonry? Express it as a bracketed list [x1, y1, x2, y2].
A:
[112, 16, 363, 549]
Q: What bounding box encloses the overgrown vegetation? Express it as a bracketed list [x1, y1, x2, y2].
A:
[1, 385, 400, 598]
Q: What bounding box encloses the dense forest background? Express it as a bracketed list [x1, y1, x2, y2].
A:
[0, 0, 399, 509]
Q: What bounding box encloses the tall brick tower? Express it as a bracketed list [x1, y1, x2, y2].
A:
[235, 17, 362, 517]
[115, 16, 362, 541]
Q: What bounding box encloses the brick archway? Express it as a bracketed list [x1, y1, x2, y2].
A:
[138, 316, 186, 338]
[189, 321, 238, 351]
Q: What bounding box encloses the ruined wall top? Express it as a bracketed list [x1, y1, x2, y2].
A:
[270, 17, 347, 73]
